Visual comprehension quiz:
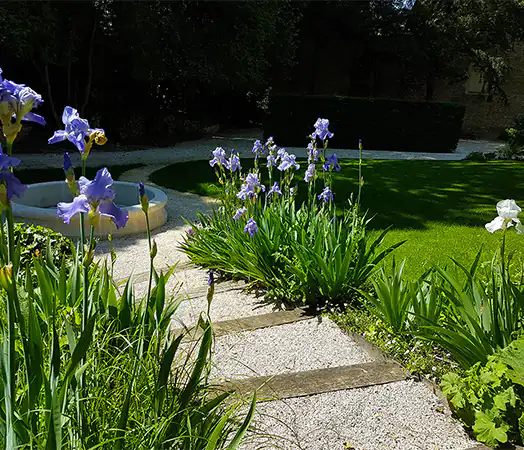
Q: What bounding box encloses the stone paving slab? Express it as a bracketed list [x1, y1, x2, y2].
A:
[172, 288, 277, 329]
[216, 361, 405, 401]
[174, 308, 313, 342]
[210, 318, 374, 381]
[238, 380, 476, 450]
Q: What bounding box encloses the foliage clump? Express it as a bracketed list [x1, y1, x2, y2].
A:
[441, 336, 524, 448]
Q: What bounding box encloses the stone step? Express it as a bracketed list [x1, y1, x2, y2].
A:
[173, 308, 313, 342]
[210, 318, 375, 381]
[238, 379, 476, 450]
[214, 361, 406, 401]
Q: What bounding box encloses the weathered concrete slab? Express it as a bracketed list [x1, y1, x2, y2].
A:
[215, 361, 406, 400]
[173, 308, 313, 342]
[238, 379, 476, 450]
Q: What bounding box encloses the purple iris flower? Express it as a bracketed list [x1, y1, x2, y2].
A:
[226, 152, 241, 173]
[57, 167, 128, 229]
[304, 164, 316, 183]
[0, 70, 46, 126]
[244, 218, 258, 238]
[0, 171, 27, 202]
[210, 147, 227, 167]
[266, 153, 277, 168]
[318, 186, 334, 203]
[267, 182, 282, 197]
[48, 107, 103, 154]
[233, 207, 247, 221]
[323, 154, 341, 172]
[277, 152, 300, 172]
[277, 148, 287, 159]
[307, 142, 319, 163]
[63, 152, 77, 196]
[265, 136, 276, 151]
[63, 152, 73, 173]
[208, 270, 214, 286]
[0, 143, 22, 170]
[237, 173, 265, 200]
[138, 181, 149, 212]
[252, 140, 264, 155]
[0, 143, 27, 202]
[311, 118, 334, 141]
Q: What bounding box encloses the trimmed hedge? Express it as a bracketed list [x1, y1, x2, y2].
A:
[264, 94, 466, 153]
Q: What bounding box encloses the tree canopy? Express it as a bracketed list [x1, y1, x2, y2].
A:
[0, 0, 522, 142]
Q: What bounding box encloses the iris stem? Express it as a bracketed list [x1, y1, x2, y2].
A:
[140, 209, 153, 358]
[357, 143, 363, 210]
[0, 211, 6, 265]
[6, 208, 15, 273]
[5, 280, 17, 449]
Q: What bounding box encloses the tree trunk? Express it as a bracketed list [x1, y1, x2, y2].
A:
[44, 64, 61, 125]
[31, 57, 60, 125]
[66, 28, 74, 104]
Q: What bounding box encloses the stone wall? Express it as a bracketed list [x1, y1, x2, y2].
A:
[433, 44, 524, 138]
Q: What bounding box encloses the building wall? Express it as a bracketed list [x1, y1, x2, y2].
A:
[434, 44, 524, 138]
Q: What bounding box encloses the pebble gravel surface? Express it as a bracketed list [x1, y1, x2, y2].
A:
[240, 380, 475, 450]
[211, 318, 374, 380]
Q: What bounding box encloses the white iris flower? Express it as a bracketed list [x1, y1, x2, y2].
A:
[485, 199, 524, 234]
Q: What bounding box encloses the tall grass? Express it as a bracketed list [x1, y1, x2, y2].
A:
[0, 248, 254, 448]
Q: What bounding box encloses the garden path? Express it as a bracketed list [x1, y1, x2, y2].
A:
[22, 132, 494, 449]
[96, 174, 481, 448]
[17, 128, 501, 171]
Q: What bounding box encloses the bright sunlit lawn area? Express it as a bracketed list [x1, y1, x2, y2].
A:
[151, 158, 524, 279]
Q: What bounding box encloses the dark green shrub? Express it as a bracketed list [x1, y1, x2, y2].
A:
[264, 94, 466, 153]
[506, 114, 524, 149]
[14, 223, 73, 269]
[497, 114, 524, 159]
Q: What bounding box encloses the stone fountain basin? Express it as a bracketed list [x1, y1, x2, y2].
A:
[12, 181, 168, 238]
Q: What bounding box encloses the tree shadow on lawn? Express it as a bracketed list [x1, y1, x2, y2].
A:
[151, 159, 524, 231]
[339, 160, 524, 230]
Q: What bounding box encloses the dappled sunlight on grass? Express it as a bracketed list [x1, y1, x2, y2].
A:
[372, 223, 523, 280]
[151, 158, 524, 279]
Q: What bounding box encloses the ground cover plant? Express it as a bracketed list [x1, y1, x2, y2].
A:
[441, 335, 524, 447]
[180, 121, 401, 308]
[153, 158, 524, 280]
[0, 68, 254, 448]
[338, 199, 524, 448]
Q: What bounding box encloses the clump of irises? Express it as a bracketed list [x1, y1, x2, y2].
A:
[203, 117, 340, 239]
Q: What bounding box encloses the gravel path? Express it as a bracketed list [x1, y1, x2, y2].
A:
[241, 380, 473, 450]
[211, 318, 373, 380]
[17, 130, 501, 171]
[25, 129, 482, 450]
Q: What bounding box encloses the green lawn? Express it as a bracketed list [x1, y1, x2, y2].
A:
[16, 164, 144, 185]
[151, 159, 524, 279]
